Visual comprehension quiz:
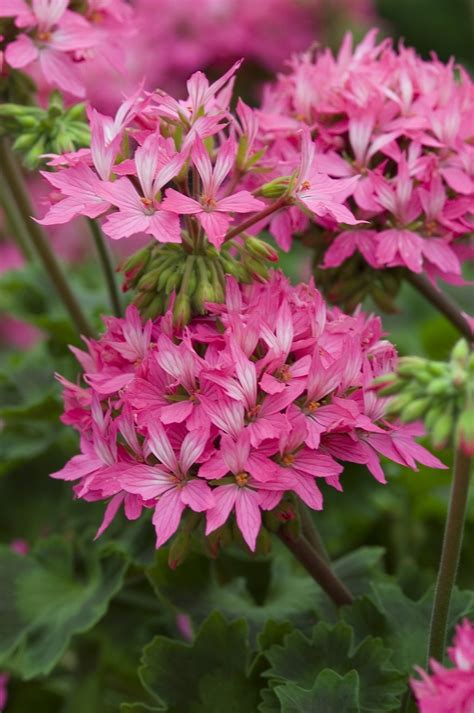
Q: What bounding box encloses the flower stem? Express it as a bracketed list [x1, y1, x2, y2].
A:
[87, 218, 123, 317]
[0, 138, 94, 338]
[428, 447, 472, 663]
[406, 272, 472, 341]
[277, 530, 354, 607]
[0, 171, 35, 262]
[223, 196, 288, 243]
[298, 502, 331, 564]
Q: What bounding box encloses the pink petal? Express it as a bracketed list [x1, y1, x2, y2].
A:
[101, 210, 150, 240]
[292, 473, 323, 510]
[39, 49, 85, 97]
[179, 428, 208, 473]
[235, 488, 262, 551]
[147, 422, 178, 471]
[217, 191, 264, 213]
[181, 479, 214, 512]
[160, 400, 194, 425]
[198, 452, 229, 480]
[197, 210, 230, 249]
[153, 489, 185, 547]
[149, 210, 181, 243]
[119, 464, 171, 499]
[5, 34, 38, 68]
[94, 493, 124, 539]
[162, 188, 201, 215]
[205, 484, 238, 534]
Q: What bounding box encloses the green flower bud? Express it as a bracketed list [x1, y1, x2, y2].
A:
[245, 236, 279, 262]
[168, 531, 191, 570]
[258, 176, 292, 198]
[173, 292, 192, 327]
[431, 406, 454, 450]
[400, 397, 431, 423]
[451, 339, 470, 366]
[427, 377, 453, 397]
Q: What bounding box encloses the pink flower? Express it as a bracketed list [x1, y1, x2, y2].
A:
[119, 423, 214, 547]
[163, 137, 264, 249]
[53, 272, 446, 554]
[411, 619, 474, 713]
[99, 134, 184, 242]
[1, 0, 96, 96]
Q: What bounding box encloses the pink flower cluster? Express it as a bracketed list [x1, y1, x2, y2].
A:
[0, 0, 134, 97]
[412, 619, 474, 713]
[38, 62, 364, 251]
[83, 0, 375, 112]
[52, 273, 444, 551]
[257, 30, 474, 283]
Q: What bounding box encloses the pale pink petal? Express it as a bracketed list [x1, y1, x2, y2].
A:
[217, 191, 264, 213]
[119, 464, 171, 499]
[101, 210, 150, 240]
[162, 189, 201, 215]
[323, 232, 358, 268]
[149, 210, 181, 244]
[147, 422, 178, 471]
[39, 49, 85, 97]
[179, 428, 208, 473]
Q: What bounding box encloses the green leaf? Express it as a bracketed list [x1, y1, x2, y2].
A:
[274, 670, 360, 713]
[264, 621, 404, 712]
[343, 582, 474, 672]
[137, 611, 262, 713]
[0, 536, 127, 678]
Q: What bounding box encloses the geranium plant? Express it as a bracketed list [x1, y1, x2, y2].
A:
[0, 5, 472, 711]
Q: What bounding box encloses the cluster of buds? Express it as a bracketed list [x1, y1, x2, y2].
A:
[52, 273, 444, 557]
[256, 30, 474, 308]
[120, 235, 279, 323]
[0, 92, 89, 168]
[377, 339, 474, 453]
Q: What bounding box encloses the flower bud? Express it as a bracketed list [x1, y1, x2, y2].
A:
[245, 236, 279, 262]
[451, 339, 470, 367]
[400, 397, 431, 423]
[431, 407, 454, 450]
[168, 531, 190, 569]
[173, 292, 192, 327]
[258, 176, 292, 198]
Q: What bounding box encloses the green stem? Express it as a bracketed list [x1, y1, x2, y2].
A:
[223, 196, 288, 243]
[298, 502, 330, 564]
[0, 139, 94, 338]
[0, 171, 35, 262]
[87, 218, 122, 317]
[278, 531, 354, 607]
[406, 271, 472, 341]
[428, 447, 472, 663]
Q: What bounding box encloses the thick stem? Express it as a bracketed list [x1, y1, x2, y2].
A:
[428, 448, 472, 663]
[0, 139, 94, 338]
[406, 272, 472, 341]
[0, 172, 35, 262]
[298, 502, 331, 564]
[87, 219, 122, 318]
[278, 531, 354, 607]
[223, 196, 288, 243]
